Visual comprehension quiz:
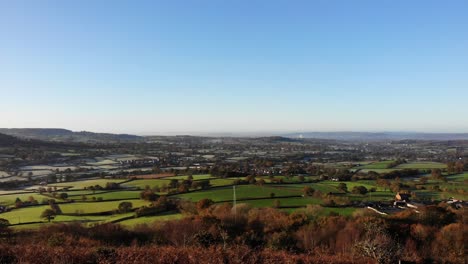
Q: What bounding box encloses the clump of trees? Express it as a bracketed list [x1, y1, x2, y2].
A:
[140, 190, 159, 201]
[352, 186, 368, 195]
[447, 160, 464, 174]
[40, 200, 62, 222]
[118, 202, 133, 213]
[135, 196, 176, 217]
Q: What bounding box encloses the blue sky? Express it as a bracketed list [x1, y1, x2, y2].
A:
[0, 0, 467, 134]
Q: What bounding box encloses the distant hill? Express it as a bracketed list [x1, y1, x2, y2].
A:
[284, 132, 468, 141]
[0, 132, 22, 146]
[0, 128, 143, 143]
[254, 136, 299, 143]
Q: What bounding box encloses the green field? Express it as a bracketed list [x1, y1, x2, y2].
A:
[2, 170, 465, 230]
[285, 206, 357, 216]
[7, 211, 135, 228]
[416, 174, 468, 200]
[165, 174, 213, 180]
[119, 212, 183, 227]
[276, 183, 339, 193]
[174, 185, 301, 202]
[79, 190, 142, 201]
[49, 179, 125, 190]
[321, 207, 356, 216]
[209, 178, 236, 187]
[242, 197, 322, 208]
[0, 190, 32, 195]
[359, 169, 398, 173]
[59, 200, 150, 214]
[0, 193, 48, 206]
[446, 172, 468, 182]
[0, 205, 50, 224]
[396, 162, 446, 169]
[322, 180, 384, 191]
[354, 160, 395, 170]
[121, 179, 171, 189]
[259, 175, 316, 184]
[66, 190, 109, 196]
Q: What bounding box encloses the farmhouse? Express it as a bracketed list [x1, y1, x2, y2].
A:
[395, 192, 411, 202]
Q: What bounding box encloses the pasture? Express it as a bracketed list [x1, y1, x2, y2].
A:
[165, 174, 213, 180]
[121, 179, 171, 189]
[80, 190, 142, 200]
[354, 160, 395, 170]
[49, 179, 125, 190]
[1, 170, 465, 230]
[174, 185, 301, 202]
[59, 200, 150, 214]
[396, 162, 446, 169]
[119, 212, 182, 227]
[0, 193, 47, 206]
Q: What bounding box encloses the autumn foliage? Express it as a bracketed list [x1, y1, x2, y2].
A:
[0, 202, 466, 264]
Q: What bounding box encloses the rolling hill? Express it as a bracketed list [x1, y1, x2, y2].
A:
[0, 128, 143, 143]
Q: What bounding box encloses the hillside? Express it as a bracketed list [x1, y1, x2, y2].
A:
[0, 128, 143, 143]
[0, 133, 21, 146]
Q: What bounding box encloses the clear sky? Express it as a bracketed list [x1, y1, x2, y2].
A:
[0, 0, 467, 135]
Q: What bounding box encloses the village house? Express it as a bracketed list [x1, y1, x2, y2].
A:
[395, 192, 411, 202]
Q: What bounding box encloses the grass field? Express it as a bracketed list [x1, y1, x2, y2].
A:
[285, 206, 357, 216]
[0, 193, 48, 206]
[259, 176, 317, 184]
[174, 185, 301, 202]
[0, 190, 32, 195]
[121, 179, 171, 189]
[80, 190, 142, 200]
[358, 169, 397, 173]
[354, 160, 395, 170]
[321, 207, 356, 216]
[209, 178, 236, 187]
[2, 170, 465, 230]
[1, 205, 50, 224]
[417, 174, 468, 200]
[346, 191, 395, 202]
[9, 213, 136, 229]
[446, 172, 468, 182]
[242, 197, 322, 208]
[49, 179, 125, 190]
[119, 212, 183, 227]
[276, 183, 339, 193]
[59, 200, 150, 214]
[164, 174, 213, 180]
[66, 190, 109, 196]
[322, 180, 384, 192]
[396, 162, 446, 169]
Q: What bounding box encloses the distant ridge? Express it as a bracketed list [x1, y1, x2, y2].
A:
[0, 128, 143, 143]
[0, 132, 22, 146]
[284, 132, 468, 141]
